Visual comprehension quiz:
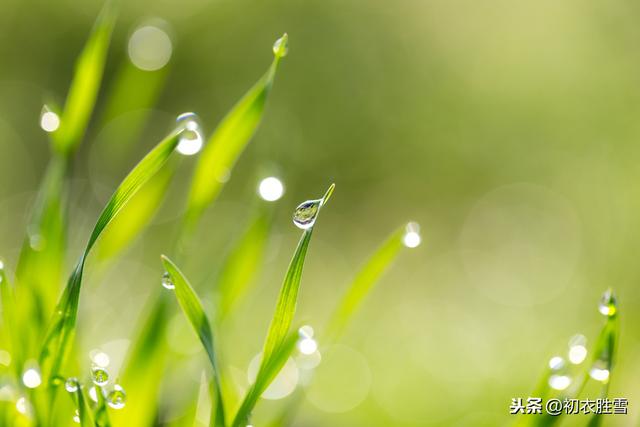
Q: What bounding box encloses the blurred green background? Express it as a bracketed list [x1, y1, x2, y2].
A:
[1, 0, 640, 425]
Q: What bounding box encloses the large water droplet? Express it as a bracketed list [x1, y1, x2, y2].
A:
[107, 384, 126, 410]
[161, 271, 175, 290]
[589, 359, 610, 383]
[40, 105, 60, 133]
[598, 289, 617, 317]
[293, 199, 321, 229]
[176, 112, 203, 156]
[272, 33, 289, 58]
[91, 366, 109, 387]
[65, 378, 79, 393]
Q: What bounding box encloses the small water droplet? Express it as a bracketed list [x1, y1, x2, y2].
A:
[65, 378, 79, 393]
[161, 271, 175, 290]
[293, 199, 321, 229]
[73, 409, 80, 423]
[16, 396, 28, 414]
[272, 33, 289, 58]
[589, 360, 610, 383]
[28, 232, 46, 252]
[402, 222, 421, 248]
[176, 112, 203, 156]
[598, 289, 617, 317]
[0, 259, 5, 270]
[548, 356, 565, 371]
[89, 386, 100, 402]
[91, 366, 109, 387]
[107, 384, 126, 410]
[567, 334, 588, 364]
[40, 105, 60, 133]
[298, 325, 314, 339]
[548, 374, 572, 390]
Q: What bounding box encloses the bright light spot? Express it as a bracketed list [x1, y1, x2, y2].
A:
[128, 25, 173, 71]
[548, 356, 564, 370]
[568, 345, 587, 365]
[22, 369, 41, 389]
[258, 177, 285, 202]
[589, 367, 610, 382]
[73, 410, 80, 423]
[89, 387, 99, 402]
[248, 354, 298, 400]
[298, 338, 318, 355]
[402, 222, 421, 248]
[548, 375, 571, 391]
[16, 397, 28, 414]
[0, 260, 4, 270]
[40, 110, 60, 133]
[0, 350, 11, 366]
[90, 350, 110, 368]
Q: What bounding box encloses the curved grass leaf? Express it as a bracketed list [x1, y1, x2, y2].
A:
[0, 263, 21, 379]
[231, 184, 334, 427]
[39, 127, 183, 382]
[69, 381, 94, 427]
[185, 34, 288, 227]
[324, 225, 405, 342]
[161, 255, 225, 427]
[231, 332, 298, 427]
[52, 2, 116, 155]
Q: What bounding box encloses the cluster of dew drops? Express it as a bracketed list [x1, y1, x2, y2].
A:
[64, 361, 127, 422]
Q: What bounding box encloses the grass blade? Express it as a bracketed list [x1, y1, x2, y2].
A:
[161, 255, 225, 427]
[325, 225, 406, 342]
[52, 3, 116, 155]
[39, 126, 183, 382]
[217, 206, 271, 321]
[231, 184, 334, 427]
[185, 34, 288, 227]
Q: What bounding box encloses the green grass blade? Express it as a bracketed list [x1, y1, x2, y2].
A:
[39, 127, 183, 382]
[0, 263, 21, 380]
[231, 184, 334, 427]
[161, 255, 225, 427]
[217, 206, 271, 321]
[185, 34, 288, 227]
[231, 332, 298, 427]
[68, 380, 94, 427]
[52, 3, 116, 155]
[324, 225, 406, 342]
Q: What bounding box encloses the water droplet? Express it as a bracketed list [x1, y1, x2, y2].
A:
[548, 374, 572, 390]
[293, 199, 321, 230]
[272, 33, 289, 58]
[176, 112, 204, 156]
[598, 289, 617, 317]
[65, 378, 79, 393]
[28, 232, 46, 251]
[567, 334, 588, 365]
[298, 337, 318, 355]
[161, 271, 175, 290]
[22, 368, 41, 389]
[73, 410, 80, 423]
[16, 396, 28, 414]
[548, 356, 565, 371]
[128, 23, 173, 71]
[298, 325, 314, 339]
[258, 176, 285, 202]
[107, 384, 126, 410]
[589, 360, 610, 383]
[91, 366, 109, 387]
[0, 259, 4, 270]
[40, 105, 60, 133]
[402, 222, 422, 248]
